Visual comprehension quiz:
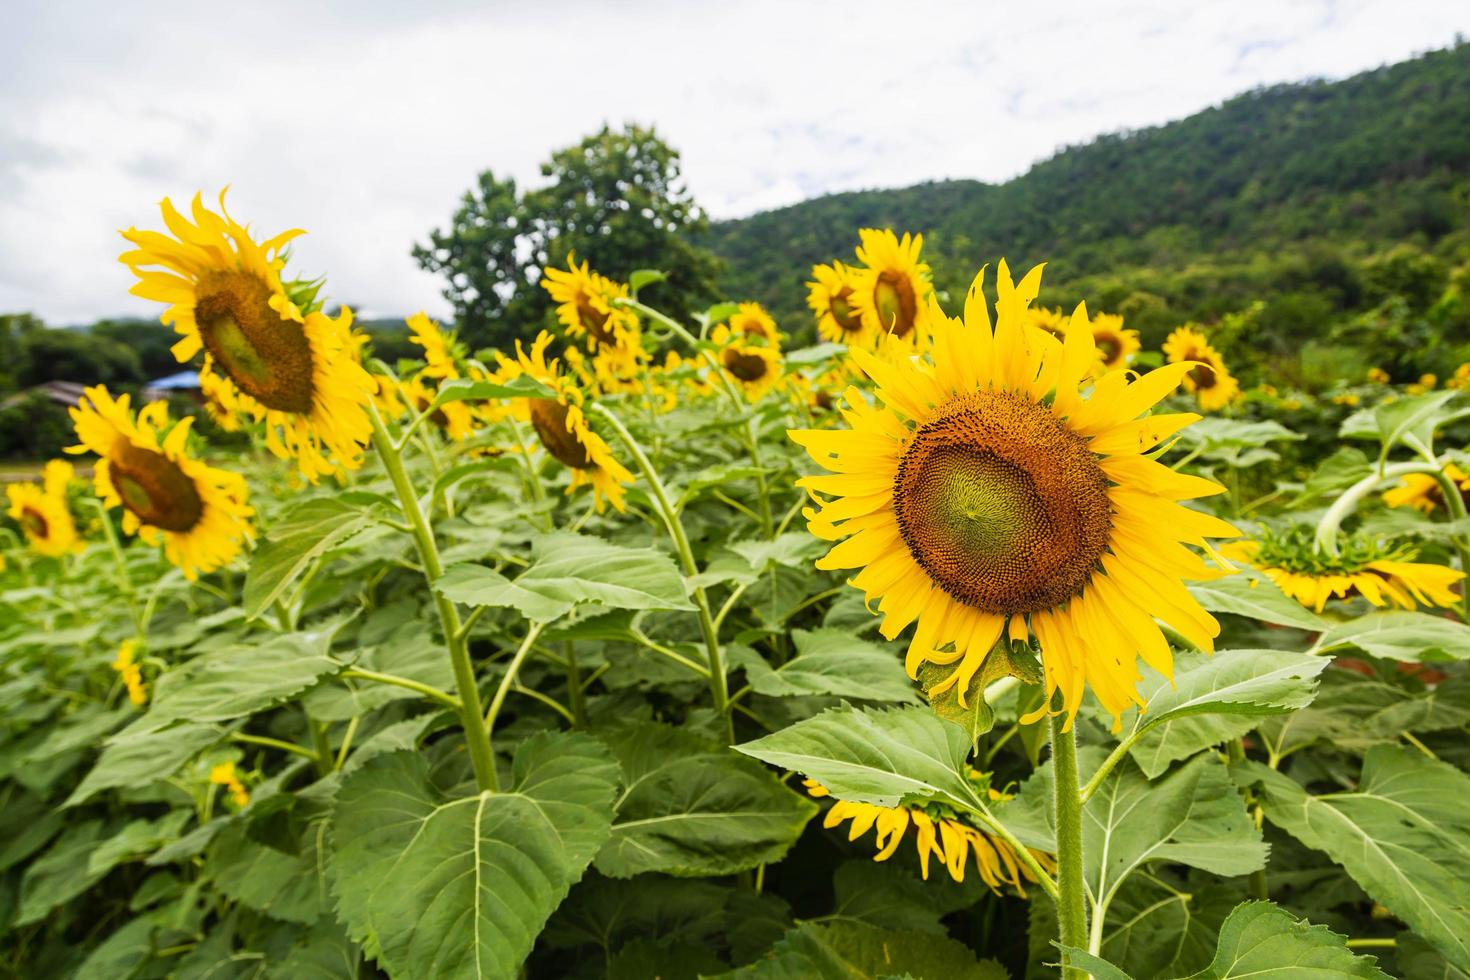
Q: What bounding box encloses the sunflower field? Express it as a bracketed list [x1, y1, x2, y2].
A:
[3, 194, 1470, 980]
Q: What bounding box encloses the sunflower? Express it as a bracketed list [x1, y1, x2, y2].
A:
[505, 332, 634, 512]
[398, 376, 476, 441]
[1448, 363, 1470, 390]
[111, 639, 148, 706]
[120, 192, 375, 482]
[6, 460, 84, 558]
[541, 255, 641, 363]
[1088, 313, 1140, 373]
[791, 262, 1237, 728]
[407, 311, 462, 381]
[1025, 307, 1068, 342]
[1163, 326, 1239, 411]
[804, 779, 1054, 892]
[1224, 527, 1463, 613]
[68, 387, 253, 580]
[808, 262, 873, 345]
[727, 302, 781, 349]
[850, 229, 933, 345]
[209, 761, 250, 809]
[711, 319, 784, 401]
[1366, 367, 1391, 384]
[1383, 465, 1470, 514]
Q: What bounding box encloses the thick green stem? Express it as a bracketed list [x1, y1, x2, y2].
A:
[368, 403, 499, 793]
[309, 719, 333, 778]
[1427, 467, 1470, 622]
[563, 641, 587, 726]
[1314, 461, 1446, 555]
[1226, 739, 1270, 900]
[590, 402, 734, 743]
[94, 501, 141, 630]
[1051, 713, 1089, 980]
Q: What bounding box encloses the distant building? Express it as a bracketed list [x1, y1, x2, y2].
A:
[1, 379, 88, 409]
[142, 370, 201, 403]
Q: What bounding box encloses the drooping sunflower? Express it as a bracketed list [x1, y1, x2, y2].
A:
[68, 387, 253, 579]
[1163, 326, 1239, 411]
[791, 262, 1238, 727]
[120, 192, 375, 482]
[1383, 465, 1470, 514]
[1224, 526, 1464, 613]
[711, 322, 784, 401]
[850, 229, 933, 345]
[540, 255, 641, 363]
[808, 261, 872, 346]
[505, 332, 634, 512]
[1088, 313, 1140, 373]
[6, 459, 84, 558]
[804, 779, 1054, 892]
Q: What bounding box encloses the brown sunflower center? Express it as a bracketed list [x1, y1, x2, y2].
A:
[892, 390, 1112, 615]
[1096, 335, 1121, 364]
[737, 317, 770, 340]
[873, 271, 918, 338]
[575, 295, 615, 345]
[723, 348, 771, 383]
[108, 441, 204, 533]
[1189, 361, 1218, 390]
[529, 399, 592, 469]
[194, 270, 315, 414]
[830, 288, 863, 333]
[20, 507, 49, 539]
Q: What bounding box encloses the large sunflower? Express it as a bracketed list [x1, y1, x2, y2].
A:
[805, 778, 1054, 892]
[1383, 464, 1470, 514]
[68, 387, 253, 579]
[6, 460, 84, 557]
[1089, 313, 1140, 373]
[1163, 326, 1239, 412]
[850, 229, 933, 345]
[505, 332, 634, 512]
[808, 261, 872, 345]
[791, 262, 1237, 727]
[120, 191, 375, 482]
[540, 255, 641, 363]
[1224, 528, 1463, 613]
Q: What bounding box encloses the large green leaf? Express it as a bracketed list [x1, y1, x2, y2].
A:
[1124, 649, 1328, 777]
[65, 721, 222, 806]
[732, 629, 916, 703]
[595, 723, 815, 878]
[1313, 611, 1470, 662]
[1188, 572, 1329, 632]
[512, 532, 694, 612]
[208, 822, 327, 925]
[735, 705, 984, 811]
[723, 921, 1007, 979]
[435, 563, 575, 623]
[16, 819, 110, 925]
[1239, 746, 1470, 968]
[428, 375, 554, 410]
[329, 733, 618, 979]
[1066, 900, 1391, 978]
[150, 627, 343, 724]
[1371, 389, 1464, 461]
[244, 498, 383, 619]
[1102, 877, 1240, 978]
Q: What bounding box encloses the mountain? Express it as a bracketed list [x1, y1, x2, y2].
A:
[702, 41, 1470, 361]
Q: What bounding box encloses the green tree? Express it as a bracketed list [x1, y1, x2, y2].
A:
[90, 318, 181, 380]
[19, 328, 144, 388]
[0, 313, 43, 394]
[415, 124, 722, 350]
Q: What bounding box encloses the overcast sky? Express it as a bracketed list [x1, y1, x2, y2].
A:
[2, 1, 1466, 325]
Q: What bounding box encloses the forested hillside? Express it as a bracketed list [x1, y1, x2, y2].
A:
[705, 41, 1470, 376]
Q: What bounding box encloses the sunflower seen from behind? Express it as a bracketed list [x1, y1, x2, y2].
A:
[808, 261, 872, 346]
[120, 192, 375, 482]
[5, 460, 84, 558]
[791, 261, 1238, 728]
[1164, 325, 1239, 411]
[68, 387, 253, 580]
[850, 229, 933, 346]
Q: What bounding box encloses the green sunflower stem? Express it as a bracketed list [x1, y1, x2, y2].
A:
[588, 402, 735, 743]
[1313, 460, 1448, 556]
[367, 403, 499, 793]
[1426, 468, 1470, 622]
[1050, 712, 1090, 980]
[93, 500, 141, 630]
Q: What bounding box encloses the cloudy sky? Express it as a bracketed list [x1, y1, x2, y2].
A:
[2, 1, 1467, 325]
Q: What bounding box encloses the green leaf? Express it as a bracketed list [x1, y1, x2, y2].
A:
[919, 636, 1042, 744]
[1066, 901, 1391, 978]
[783, 343, 847, 366]
[515, 532, 695, 612]
[208, 822, 326, 925]
[149, 627, 343, 724]
[435, 563, 575, 623]
[595, 723, 816, 878]
[74, 916, 165, 980]
[723, 921, 1007, 979]
[1188, 571, 1329, 632]
[16, 819, 110, 925]
[244, 498, 381, 619]
[66, 721, 222, 806]
[329, 733, 619, 978]
[1102, 877, 1239, 978]
[1293, 446, 1371, 505]
[830, 860, 983, 936]
[628, 268, 667, 295]
[1397, 932, 1470, 980]
[1372, 389, 1463, 461]
[1240, 746, 1470, 968]
[1314, 611, 1470, 662]
[733, 629, 916, 703]
[735, 705, 984, 811]
[428, 374, 554, 410]
[0, 791, 64, 872]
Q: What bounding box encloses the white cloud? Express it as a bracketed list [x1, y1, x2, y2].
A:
[0, 0, 1465, 323]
